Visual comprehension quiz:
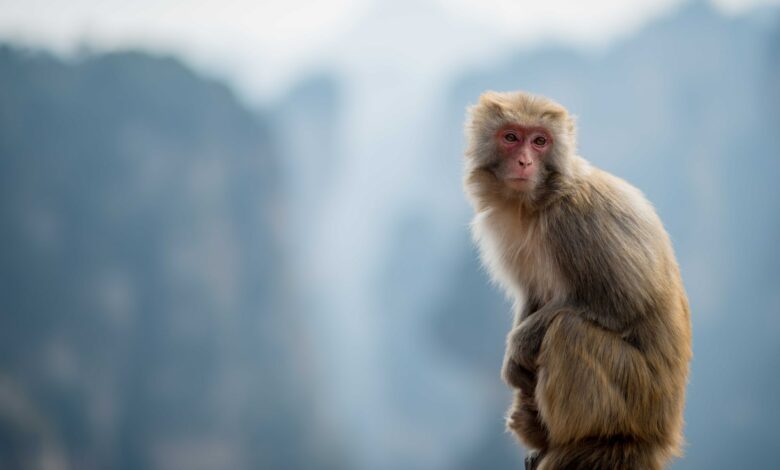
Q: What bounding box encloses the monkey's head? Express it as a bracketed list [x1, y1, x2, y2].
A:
[464, 91, 577, 205]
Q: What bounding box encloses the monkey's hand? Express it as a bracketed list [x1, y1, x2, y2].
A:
[501, 349, 537, 392]
[504, 306, 565, 383]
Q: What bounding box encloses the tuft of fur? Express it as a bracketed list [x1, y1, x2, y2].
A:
[463, 91, 692, 470]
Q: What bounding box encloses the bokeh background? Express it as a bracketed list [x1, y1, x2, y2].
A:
[0, 0, 779, 469]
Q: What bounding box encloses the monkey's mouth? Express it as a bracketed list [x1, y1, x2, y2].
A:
[504, 177, 533, 190]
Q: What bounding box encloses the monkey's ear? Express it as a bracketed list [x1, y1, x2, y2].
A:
[478, 91, 506, 113]
[541, 104, 577, 138]
[566, 114, 577, 136]
[540, 106, 568, 122]
[471, 91, 508, 125]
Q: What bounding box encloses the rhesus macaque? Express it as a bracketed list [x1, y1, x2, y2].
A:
[463, 91, 691, 470]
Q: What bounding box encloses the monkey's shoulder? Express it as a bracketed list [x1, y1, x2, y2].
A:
[545, 167, 679, 320]
[550, 168, 664, 242]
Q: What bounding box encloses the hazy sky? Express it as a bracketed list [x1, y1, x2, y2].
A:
[0, 0, 777, 101]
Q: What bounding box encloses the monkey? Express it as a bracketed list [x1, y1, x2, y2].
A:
[462, 91, 692, 470]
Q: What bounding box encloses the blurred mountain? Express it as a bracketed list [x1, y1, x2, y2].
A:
[0, 47, 348, 470]
[434, 2, 780, 469]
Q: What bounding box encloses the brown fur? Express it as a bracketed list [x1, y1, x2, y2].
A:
[463, 91, 692, 470]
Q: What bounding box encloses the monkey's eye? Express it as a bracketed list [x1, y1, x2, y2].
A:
[532, 136, 548, 146]
[504, 133, 519, 143]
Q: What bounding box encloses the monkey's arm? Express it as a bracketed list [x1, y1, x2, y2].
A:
[502, 297, 543, 388]
[513, 296, 543, 328]
[505, 303, 567, 374]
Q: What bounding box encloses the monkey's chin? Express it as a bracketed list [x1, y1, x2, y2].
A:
[504, 178, 534, 192]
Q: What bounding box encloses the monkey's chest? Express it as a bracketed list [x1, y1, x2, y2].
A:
[478, 212, 565, 303]
[509, 236, 563, 303]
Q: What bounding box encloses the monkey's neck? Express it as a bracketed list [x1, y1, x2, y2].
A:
[529, 159, 590, 211]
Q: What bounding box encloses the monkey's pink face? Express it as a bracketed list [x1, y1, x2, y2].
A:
[494, 125, 552, 192]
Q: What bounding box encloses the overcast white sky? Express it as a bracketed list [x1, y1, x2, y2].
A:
[0, 0, 776, 101]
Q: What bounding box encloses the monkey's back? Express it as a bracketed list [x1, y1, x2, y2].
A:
[542, 165, 692, 452]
